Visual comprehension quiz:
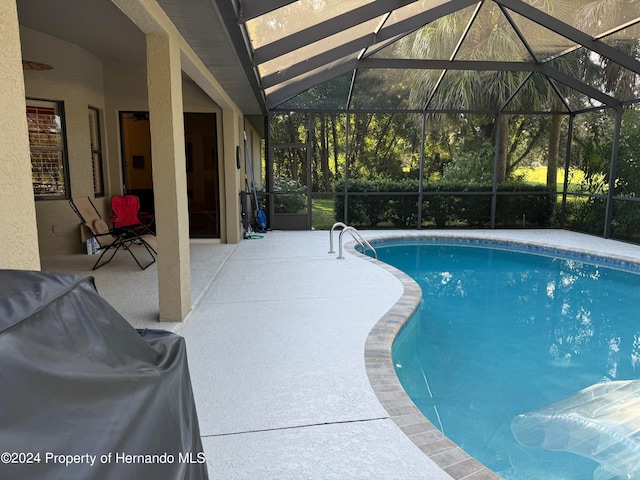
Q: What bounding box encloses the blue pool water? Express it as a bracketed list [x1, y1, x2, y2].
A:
[378, 239, 640, 480]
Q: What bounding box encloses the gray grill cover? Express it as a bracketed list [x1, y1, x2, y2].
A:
[0, 270, 208, 480]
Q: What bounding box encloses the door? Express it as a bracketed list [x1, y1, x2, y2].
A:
[270, 144, 311, 230]
[184, 113, 220, 238]
[120, 112, 154, 214]
[119, 112, 220, 238]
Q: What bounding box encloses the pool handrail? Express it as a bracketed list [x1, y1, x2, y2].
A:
[328, 222, 348, 254]
[329, 222, 377, 260]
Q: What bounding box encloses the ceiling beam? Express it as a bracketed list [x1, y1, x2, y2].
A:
[361, 57, 620, 107]
[498, 4, 539, 62]
[253, 0, 420, 65]
[359, 58, 537, 71]
[495, 0, 640, 75]
[262, 0, 628, 110]
[259, 0, 479, 87]
[261, 35, 376, 88]
[267, 58, 541, 93]
[237, 0, 297, 23]
[539, 64, 620, 108]
[266, 57, 359, 109]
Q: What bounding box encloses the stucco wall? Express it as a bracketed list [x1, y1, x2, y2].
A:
[21, 26, 224, 256]
[21, 27, 107, 256]
[1, 4, 40, 270]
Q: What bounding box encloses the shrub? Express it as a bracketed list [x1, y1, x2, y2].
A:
[495, 183, 557, 227]
[273, 176, 307, 213]
[611, 200, 640, 243]
[334, 179, 556, 228]
[565, 196, 605, 235]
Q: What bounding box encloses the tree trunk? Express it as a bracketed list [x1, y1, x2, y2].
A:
[497, 114, 510, 183]
[320, 116, 330, 190]
[547, 113, 562, 188]
[331, 115, 339, 176]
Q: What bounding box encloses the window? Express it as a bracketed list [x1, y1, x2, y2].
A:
[89, 107, 105, 196]
[26, 99, 68, 199]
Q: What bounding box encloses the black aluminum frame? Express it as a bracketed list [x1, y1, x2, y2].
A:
[222, 0, 640, 238]
[267, 104, 629, 239]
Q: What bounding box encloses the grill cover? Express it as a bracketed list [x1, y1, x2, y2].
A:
[0, 270, 208, 480]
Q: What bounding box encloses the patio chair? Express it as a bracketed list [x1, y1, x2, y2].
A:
[69, 196, 157, 270]
[110, 194, 155, 235]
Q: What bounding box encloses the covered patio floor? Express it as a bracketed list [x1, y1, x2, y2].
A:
[41, 229, 640, 479]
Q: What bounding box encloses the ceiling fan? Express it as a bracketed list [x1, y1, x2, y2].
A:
[22, 60, 53, 71]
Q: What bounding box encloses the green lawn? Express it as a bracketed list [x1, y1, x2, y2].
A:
[312, 198, 336, 229]
[514, 166, 592, 192]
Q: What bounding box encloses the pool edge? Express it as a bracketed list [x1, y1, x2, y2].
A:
[352, 234, 504, 480]
[358, 231, 640, 480]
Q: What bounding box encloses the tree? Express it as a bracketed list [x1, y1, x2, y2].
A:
[347, 111, 421, 180]
[312, 113, 337, 191]
[399, 2, 578, 186]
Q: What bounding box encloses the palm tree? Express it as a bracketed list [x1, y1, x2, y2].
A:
[394, 1, 578, 186]
[537, 0, 640, 188]
[576, 0, 640, 102]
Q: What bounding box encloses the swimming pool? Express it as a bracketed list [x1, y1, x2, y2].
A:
[370, 237, 640, 480]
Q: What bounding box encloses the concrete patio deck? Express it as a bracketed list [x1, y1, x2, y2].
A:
[40, 229, 640, 479]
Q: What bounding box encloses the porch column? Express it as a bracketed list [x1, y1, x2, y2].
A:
[146, 33, 190, 322]
[0, 1, 40, 270]
[222, 108, 243, 243]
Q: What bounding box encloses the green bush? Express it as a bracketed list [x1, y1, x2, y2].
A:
[273, 176, 307, 213]
[495, 182, 557, 227]
[565, 196, 605, 235]
[422, 182, 492, 227]
[610, 199, 640, 243]
[334, 179, 419, 227]
[334, 179, 556, 228]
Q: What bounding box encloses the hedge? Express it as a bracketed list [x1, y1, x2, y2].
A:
[334, 179, 556, 228]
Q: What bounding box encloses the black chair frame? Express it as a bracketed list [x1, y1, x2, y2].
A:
[69, 198, 156, 271]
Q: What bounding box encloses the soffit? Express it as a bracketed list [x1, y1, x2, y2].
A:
[16, 0, 146, 66]
[156, 0, 266, 114]
[16, 0, 265, 115]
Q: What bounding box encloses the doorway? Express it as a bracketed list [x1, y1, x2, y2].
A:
[269, 144, 311, 230]
[119, 112, 220, 238]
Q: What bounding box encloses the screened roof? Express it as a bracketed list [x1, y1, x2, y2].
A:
[227, 0, 640, 112]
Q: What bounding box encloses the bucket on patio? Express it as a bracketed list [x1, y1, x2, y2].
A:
[80, 225, 99, 254]
[84, 237, 99, 254]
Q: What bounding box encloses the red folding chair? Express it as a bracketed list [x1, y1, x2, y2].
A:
[111, 195, 155, 235]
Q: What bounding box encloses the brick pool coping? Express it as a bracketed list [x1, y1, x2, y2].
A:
[351, 232, 640, 480]
[347, 236, 503, 480]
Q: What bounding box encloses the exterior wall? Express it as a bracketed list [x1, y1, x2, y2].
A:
[20, 27, 224, 256]
[12, 0, 252, 322]
[0, 3, 40, 270]
[21, 27, 107, 256]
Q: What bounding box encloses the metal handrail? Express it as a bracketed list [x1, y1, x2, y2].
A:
[329, 222, 377, 260]
[328, 222, 348, 254]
